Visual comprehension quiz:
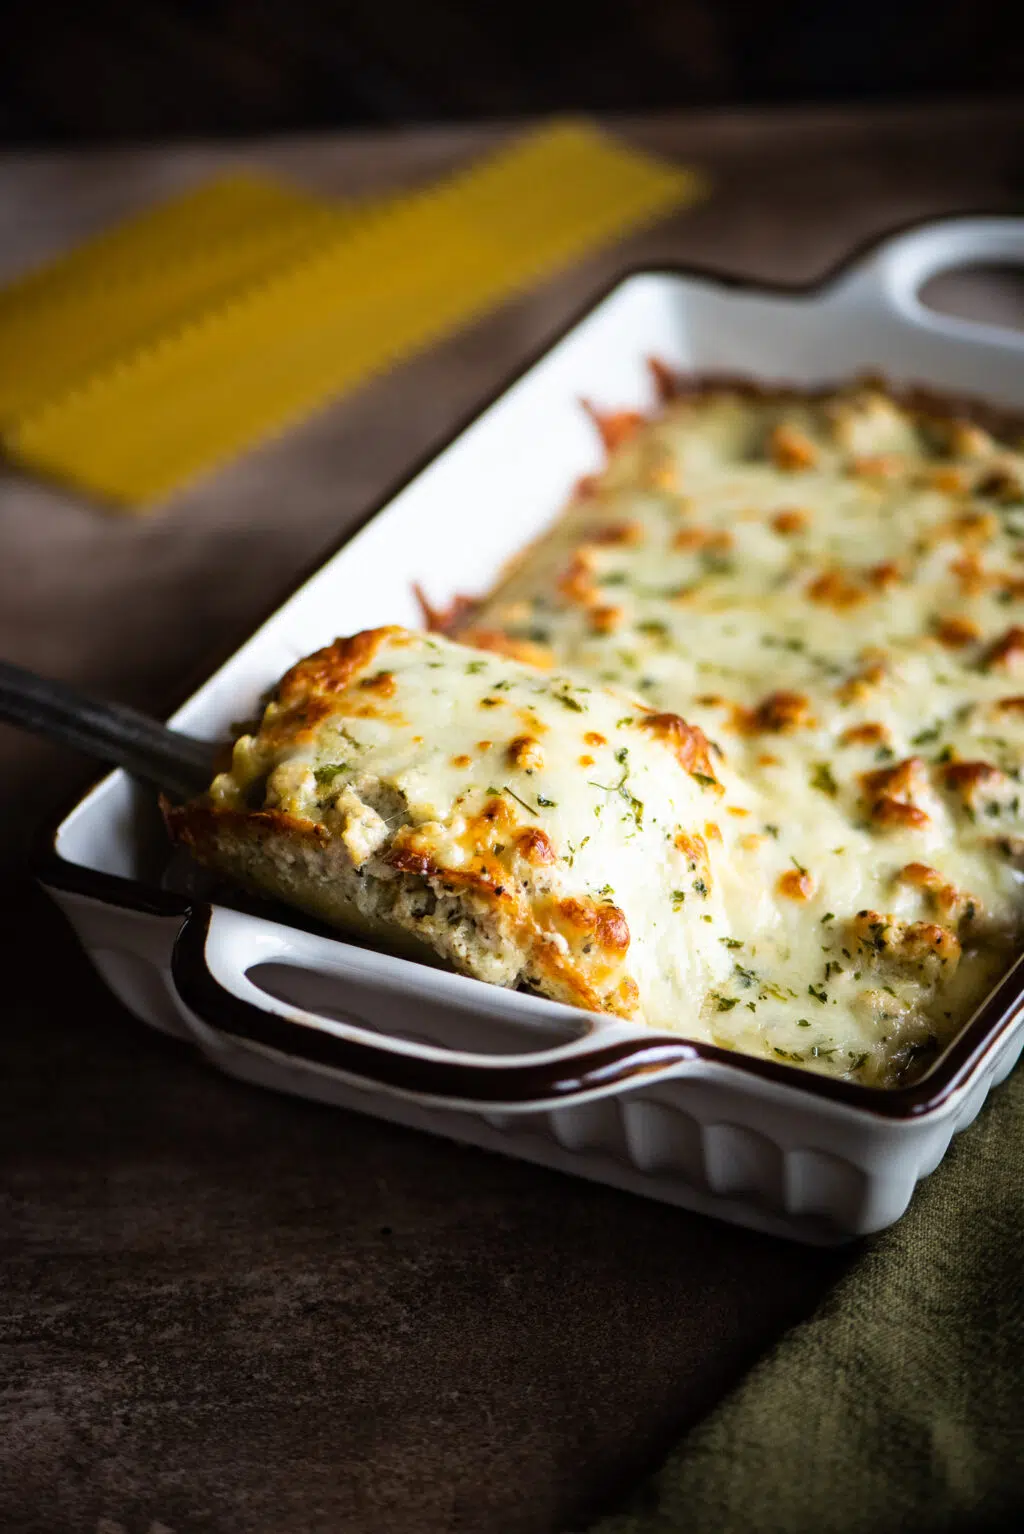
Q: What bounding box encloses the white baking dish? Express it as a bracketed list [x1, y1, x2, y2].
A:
[40, 216, 1024, 1245]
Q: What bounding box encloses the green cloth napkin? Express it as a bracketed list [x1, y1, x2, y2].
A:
[587, 1063, 1024, 1534]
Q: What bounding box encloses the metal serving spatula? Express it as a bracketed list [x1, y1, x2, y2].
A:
[0, 659, 215, 802]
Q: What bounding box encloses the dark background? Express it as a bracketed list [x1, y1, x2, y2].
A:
[0, 0, 1017, 145]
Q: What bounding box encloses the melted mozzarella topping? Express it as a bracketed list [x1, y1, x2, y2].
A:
[458, 383, 1024, 1084]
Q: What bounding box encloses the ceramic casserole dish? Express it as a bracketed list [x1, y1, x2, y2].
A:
[39, 216, 1024, 1244]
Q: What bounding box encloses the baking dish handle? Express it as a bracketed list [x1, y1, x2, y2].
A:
[825, 216, 1024, 347]
[170, 903, 701, 1110]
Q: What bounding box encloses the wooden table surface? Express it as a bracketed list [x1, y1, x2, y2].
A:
[2, 101, 1022, 1534]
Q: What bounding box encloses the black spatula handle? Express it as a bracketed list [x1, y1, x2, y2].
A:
[0, 659, 215, 801]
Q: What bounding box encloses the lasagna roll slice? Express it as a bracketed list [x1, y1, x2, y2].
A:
[167, 627, 741, 1034]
